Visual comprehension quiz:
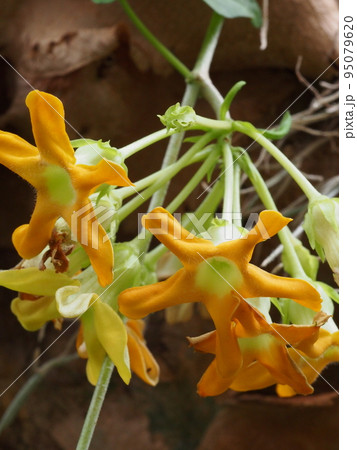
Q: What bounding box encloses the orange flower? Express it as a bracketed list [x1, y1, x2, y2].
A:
[0, 90, 132, 286]
[119, 208, 321, 379]
[188, 296, 336, 397]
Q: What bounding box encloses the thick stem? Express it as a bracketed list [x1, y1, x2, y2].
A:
[76, 357, 114, 450]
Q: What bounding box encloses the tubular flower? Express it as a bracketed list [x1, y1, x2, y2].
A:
[188, 296, 335, 397]
[76, 317, 159, 386]
[119, 208, 321, 379]
[0, 90, 132, 286]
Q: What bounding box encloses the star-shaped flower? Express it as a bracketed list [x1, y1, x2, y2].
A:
[188, 296, 331, 396]
[119, 207, 321, 379]
[0, 90, 132, 286]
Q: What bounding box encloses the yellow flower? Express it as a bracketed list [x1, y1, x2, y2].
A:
[0, 90, 132, 286]
[77, 318, 159, 386]
[188, 296, 336, 397]
[119, 208, 321, 379]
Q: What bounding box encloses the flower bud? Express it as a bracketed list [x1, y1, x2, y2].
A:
[303, 196, 339, 284]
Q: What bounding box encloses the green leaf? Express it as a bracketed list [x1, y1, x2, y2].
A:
[257, 112, 292, 140]
[202, 0, 262, 27]
[220, 81, 246, 120]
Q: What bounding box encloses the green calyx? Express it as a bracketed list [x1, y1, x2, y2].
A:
[72, 139, 127, 171]
[43, 165, 76, 205]
[195, 256, 242, 297]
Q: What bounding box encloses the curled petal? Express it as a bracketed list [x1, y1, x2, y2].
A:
[142, 207, 216, 266]
[127, 320, 160, 386]
[257, 336, 313, 395]
[11, 295, 60, 331]
[187, 330, 216, 354]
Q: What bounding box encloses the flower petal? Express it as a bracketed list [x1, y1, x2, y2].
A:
[12, 192, 63, 259]
[93, 301, 131, 385]
[69, 200, 114, 287]
[81, 309, 106, 385]
[56, 285, 94, 318]
[244, 264, 321, 311]
[127, 320, 160, 386]
[197, 359, 234, 397]
[187, 330, 217, 354]
[26, 90, 76, 166]
[219, 210, 291, 262]
[0, 267, 79, 296]
[204, 295, 241, 378]
[257, 336, 313, 395]
[0, 131, 39, 181]
[230, 362, 275, 392]
[119, 269, 201, 319]
[11, 295, 60, 331]
[74, 159, 133, 193]
[142, 207, 216, 266]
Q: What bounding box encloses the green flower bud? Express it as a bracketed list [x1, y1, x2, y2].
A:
[158, 103, 197, 131]
[303, 196, 339, 284]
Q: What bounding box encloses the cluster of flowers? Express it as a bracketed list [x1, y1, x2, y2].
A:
[0, 90, 338, 396]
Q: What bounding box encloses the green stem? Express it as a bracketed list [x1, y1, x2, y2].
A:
[144, 11, 226, 226]
[233, 163, 242, 227]
[222, 140, 234, 222]
[166, 148, 219, 213]
[145, 83, 200, 213]
[120, 128, 176, 159]
[235, 123, 321, 201]
[192, 13, 224, 77]
[238, 153, 306, 279]
[116, 132, 216, 224]
[0, 354, 78, 434]
[115, 145, 214, 201]
[118, 0, 192, 79]
[76, 357, 114, 450]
